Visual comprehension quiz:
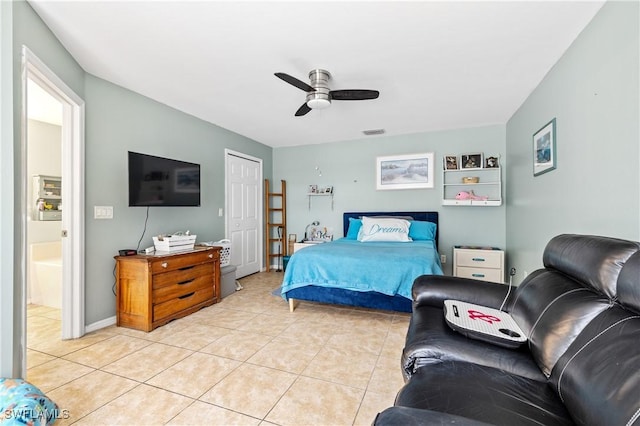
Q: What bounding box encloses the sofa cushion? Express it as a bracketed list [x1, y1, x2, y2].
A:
[617, 251, 640, 312]
[542, 234, 640, 299]
[394, 361, 574, 426]
[508, 269, 611, 377]
[375, 406, 494, 426]
[402, 305, 545, 382]
[550, 306, 640, 426]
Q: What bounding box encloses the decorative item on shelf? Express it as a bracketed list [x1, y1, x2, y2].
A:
[444, 155, 459, 170]
[308, 184, 318, 194]
[455, 190, 488, 201]
[152, 231, 197, 252]
[485, 156, 499, 168]
[460, 153, 484, 170]
[462, 176, 479, 184]
[303, 221, 333, 243]
[304, 221, 320, 241]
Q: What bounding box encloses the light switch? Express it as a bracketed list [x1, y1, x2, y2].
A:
[94, 206, 113, 219]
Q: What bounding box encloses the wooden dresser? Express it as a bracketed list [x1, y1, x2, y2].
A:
[115, 246, 221, 332]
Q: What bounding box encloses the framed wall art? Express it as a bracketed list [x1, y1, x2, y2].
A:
[444, 155, 459, 170]
[376, 152, 435, 190]
[533, 118, 556, 176]
[460, 153, 483, 170]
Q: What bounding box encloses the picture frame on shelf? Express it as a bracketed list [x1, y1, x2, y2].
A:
[485, 156, 499, 168]
[308, 184, 318, 194]
[323, 186, 333, 194]
[444, 155, 459, 170]
[460, 153, 483, 170]
[533, 118, 556, 176]
[376, 152, 435, 190]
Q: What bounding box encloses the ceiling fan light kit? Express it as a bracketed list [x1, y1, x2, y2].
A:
[275, 68, 379, 116]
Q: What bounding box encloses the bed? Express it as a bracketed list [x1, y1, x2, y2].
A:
[281, 211, 443, 312]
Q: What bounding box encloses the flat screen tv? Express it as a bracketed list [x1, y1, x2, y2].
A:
[128, 151, 201, 207]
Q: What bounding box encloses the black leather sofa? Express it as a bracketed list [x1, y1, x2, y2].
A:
[374, 234, 640, 426]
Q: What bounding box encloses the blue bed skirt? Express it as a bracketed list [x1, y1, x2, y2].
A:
[285, 286, 413, 313]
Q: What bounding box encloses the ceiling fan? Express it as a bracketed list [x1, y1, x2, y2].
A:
[274, 69, 380, 116]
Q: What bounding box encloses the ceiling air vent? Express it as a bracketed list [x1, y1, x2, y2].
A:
[362, 128, 385, 136]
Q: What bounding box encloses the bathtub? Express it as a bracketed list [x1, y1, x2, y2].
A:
[29, 241, 62, 309]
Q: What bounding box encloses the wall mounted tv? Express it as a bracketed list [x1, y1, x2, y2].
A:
[128, 151, 201, 207]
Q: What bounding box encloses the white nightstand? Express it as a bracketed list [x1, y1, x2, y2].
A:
[293, 242, 319, 253]
[453, 246, 505, 284]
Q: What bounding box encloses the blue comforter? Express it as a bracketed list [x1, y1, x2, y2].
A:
[281, 238, 443, 300]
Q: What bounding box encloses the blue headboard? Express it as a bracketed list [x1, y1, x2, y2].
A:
[342, 211, 439, 246]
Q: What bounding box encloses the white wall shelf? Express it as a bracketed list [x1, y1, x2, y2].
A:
[442, 162, 502, 206]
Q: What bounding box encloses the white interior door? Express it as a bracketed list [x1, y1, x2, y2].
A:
[225, 150, 262, 278]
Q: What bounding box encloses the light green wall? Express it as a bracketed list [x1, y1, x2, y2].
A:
[505, 0, 640, 283]
[3, 0, 272, 375]
[273, 125, 507, 275]
[84, 75, 272, 324]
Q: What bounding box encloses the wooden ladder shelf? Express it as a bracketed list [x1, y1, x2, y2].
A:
[264, 179, 287, 272]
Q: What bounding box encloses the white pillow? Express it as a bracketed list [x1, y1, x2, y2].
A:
[357, 216, 412, 242]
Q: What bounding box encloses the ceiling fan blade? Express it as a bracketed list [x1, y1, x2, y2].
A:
[275, 72, 316, 92]
[330, 90, 379, 101]
[295, 103, 311, 116]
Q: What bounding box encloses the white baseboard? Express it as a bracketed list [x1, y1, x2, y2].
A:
[85, 316, 116, 333]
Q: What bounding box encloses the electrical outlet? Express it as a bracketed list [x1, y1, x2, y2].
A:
[440, 254, 446, 264]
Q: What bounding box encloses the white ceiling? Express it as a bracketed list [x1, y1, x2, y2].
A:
[28, 1, 604, 148]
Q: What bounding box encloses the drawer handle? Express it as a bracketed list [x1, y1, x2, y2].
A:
[179, 292, 195, 300]
[472, 258, 486, 262]
[208, 253, 213, 259]
[178, 279, 195, 285]
[179, 266, 195, 271]
[161, 262, 168, 268]
[472, 273, 486, 278]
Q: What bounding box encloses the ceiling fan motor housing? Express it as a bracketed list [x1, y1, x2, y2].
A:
[306, 69, 331, 109]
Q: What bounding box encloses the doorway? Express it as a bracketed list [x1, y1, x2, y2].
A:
[25, 77, 64, 352]
[21, 46, 85, 371]
[225, 149, 262, 278]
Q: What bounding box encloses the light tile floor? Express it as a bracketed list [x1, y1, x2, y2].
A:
[26, 272, 408, 425]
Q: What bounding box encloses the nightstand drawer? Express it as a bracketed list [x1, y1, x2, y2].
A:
[455, 266, 503, 283]
[455, 250, 503, 269]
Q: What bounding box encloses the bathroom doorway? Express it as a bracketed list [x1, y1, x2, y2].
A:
[25, 76, 64, 354]
[21, 47, 86, 376]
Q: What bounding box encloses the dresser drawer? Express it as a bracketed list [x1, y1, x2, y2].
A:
[153, 274, 213, 305]
[455, 250, 503, 269]
[150, 250, 217, 274]
[152, 263, 213, 290]
[455, 266, 503, 283]
[153, 286, 214, 321]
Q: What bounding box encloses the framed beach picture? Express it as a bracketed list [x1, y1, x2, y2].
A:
[376, 153, 435, 190]
[533, 118, 556, 176]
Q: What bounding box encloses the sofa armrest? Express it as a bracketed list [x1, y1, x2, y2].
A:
[412, 275, 511, 310]
[373, 406, 493, 426]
